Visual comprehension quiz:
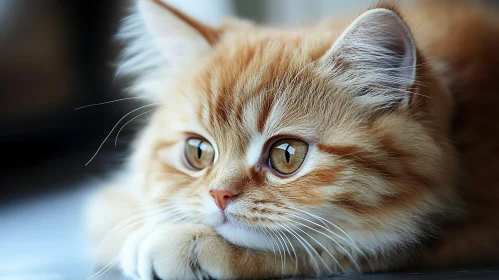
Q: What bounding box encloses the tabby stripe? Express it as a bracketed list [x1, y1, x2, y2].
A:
[317, 143, 432, 188]
[214, 85, 232, 125]
[298, 167, 344, 187]
[317, 144, 398, 179]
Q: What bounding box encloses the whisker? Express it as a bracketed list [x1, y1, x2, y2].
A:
[96, 208, 164, 253]
[75, 96, 146, 110]
[90, 212, 173, 280]
[273, 226, 290, 275]
[85, 103, 160, 166]
[260, 228, 278, 257]
[263, 227, 282, 266]
[286, 206, 357, 245]
[86, 258, 118, 280]
[268, 227, 286, 276]
[117, 207, 184, 235]
[274, 223, 299, 277]
[283, 217, 345, 274]
[274, 222, 306, 277]
[284, 206, 371, 272]
[95, 203, 182, 258]
[90, 210, 165, 280]
[287, 213, 365, 272]
[279, 221, 329, 276]
[114, 106, 163, 146]
[90, 200, 194, 280]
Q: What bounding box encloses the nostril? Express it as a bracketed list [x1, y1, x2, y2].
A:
[223, 193, 233, 199]
[210, 189, 237, 210]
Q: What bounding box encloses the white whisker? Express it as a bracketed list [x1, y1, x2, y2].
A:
[283, 217, 345, 274]
[274, 223, 299, 277]
[75, 96, 146, 110]
[279, 221, 329, 276]
[287, 213, 365, 272]
[86, 258, 118, 280]
[268, 227, 286, 276]
[85, 103, 160, 166]
[273, 226, 290, 274]
[114, 106, 163, 146]
[286, 206, 357, 245]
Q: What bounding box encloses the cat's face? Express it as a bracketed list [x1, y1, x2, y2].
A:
[126, 1, 457, 256]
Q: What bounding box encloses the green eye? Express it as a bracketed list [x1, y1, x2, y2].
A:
[269, 138, 308, 175]
[184, 138, 215, 170]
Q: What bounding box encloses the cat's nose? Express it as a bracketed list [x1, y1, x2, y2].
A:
[210, 190, 236, 211]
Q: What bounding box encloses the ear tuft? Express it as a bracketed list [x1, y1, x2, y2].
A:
[138, 0, 218, 49]
[116, 0, 218, 101]
[320, 8, 417, 108]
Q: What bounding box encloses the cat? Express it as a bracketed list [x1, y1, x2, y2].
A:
[86, 0, 499, 279]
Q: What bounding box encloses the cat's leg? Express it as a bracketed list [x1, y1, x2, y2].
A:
[86, 181, 143, 268]
[120, 223, 310, 280]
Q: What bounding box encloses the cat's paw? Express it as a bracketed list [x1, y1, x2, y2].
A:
[120, 223, 225, 280]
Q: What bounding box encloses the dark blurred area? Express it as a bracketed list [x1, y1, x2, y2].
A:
[0, 0, 138, 202]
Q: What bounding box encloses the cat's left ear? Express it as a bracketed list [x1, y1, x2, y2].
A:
[119, 0, 220, 100]
[137, 0, 218, 68]
[320, 8, 417, 108]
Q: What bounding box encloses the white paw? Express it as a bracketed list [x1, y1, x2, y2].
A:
[119, 223, 211, 280]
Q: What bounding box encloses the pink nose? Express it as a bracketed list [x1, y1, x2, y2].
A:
[210, 190, 236, 210]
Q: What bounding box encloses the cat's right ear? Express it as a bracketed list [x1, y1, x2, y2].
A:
[318, 8, 417, 109]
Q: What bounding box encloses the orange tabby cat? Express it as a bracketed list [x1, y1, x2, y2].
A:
[86, 0, 499, 278]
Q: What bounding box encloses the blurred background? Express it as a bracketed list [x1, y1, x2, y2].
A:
[1, 0, 498, 279]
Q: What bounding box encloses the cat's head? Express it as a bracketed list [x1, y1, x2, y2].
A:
[123, 0, 458, 263]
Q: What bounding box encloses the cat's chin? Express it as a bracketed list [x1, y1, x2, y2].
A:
[214, 222, 275, 252]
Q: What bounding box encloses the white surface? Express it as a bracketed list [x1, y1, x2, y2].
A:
[0, 185, 97, 280]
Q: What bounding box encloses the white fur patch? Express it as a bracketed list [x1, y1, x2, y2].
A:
[246, 135, 266, 166]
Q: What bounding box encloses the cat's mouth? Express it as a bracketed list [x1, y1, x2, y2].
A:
[221, 212, 229, 224]
[208, 209, 234, 227]
[209, 205, 262, 232]
[221, 211, 243, 226]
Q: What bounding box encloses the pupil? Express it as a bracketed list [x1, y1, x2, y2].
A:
[197, 142, 203, 159]
[285, 145, 291, 164]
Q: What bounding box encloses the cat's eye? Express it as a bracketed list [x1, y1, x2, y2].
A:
[269, 138, 308, 175]
[184, 138, 215, 170]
